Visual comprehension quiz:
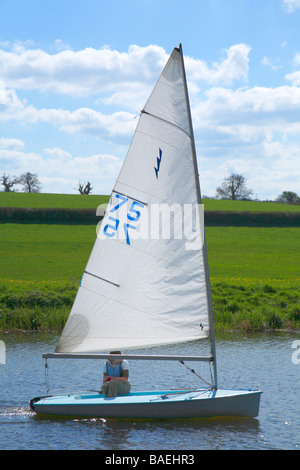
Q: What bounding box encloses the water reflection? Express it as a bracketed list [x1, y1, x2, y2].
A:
[31, 412, 261, 450]
[97, 416, 261, 450]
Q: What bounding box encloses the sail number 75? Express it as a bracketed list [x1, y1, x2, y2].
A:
[103, 194, 144, 245]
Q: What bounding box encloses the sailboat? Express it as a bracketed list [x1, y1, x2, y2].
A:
[30, 45, 261, 419]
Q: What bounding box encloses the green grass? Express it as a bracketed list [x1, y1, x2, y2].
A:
[0, 223, 299, 331]
[211, 282, 300, 332]
[0, 223, 95, 330]
[1, 225, 298, 283]
[0, 224, 95, 281]
[0, 192, 109, 209]
[206, 227, 300, 281]
[202, 199, 300, 212]
[0, 281, 76, 331]
[1, 192, 299, 211]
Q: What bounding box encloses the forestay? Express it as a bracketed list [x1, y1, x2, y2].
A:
[55, 46, 211, 354]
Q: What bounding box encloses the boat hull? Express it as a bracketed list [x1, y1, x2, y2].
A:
[30, 388, 261, 419]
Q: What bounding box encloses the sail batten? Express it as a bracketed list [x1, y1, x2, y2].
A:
[84, 271, 120, 288]
[141, 109, 191, 138]
[111, 189, 148, 207]
[55, 46, 212, 356]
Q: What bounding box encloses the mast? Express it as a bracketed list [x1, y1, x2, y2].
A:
[179, 44, 218, 389]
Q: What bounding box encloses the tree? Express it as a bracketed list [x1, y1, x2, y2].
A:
[276, 191, 300, 204]
[18, 172, 41, 193]
[1, 173, 19, 192]
[77, 181, 93, 194]
[216, 173, 253, 200]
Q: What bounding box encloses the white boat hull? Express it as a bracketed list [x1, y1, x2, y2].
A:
[30, 388, 261, 419]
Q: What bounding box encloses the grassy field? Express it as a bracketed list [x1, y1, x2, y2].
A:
[203, 199, 300, 212]
[0, 224, 298, 282]
[0, 224, 92, 281]
[206, 227, 300, 281]
[0, 223, 299, 332]
[1, 191, 300, 212]
[0, 192, 109, 209]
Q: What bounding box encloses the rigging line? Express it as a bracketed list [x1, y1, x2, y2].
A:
[141, 109, 191, 139]
[180, 360, 212, 387]
[149, 389, 198, 401]
[150, 388, 211, 402]
[209, 361, 214, 386]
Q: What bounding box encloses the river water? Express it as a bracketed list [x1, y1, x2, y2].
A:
[0, 331, 299, 450]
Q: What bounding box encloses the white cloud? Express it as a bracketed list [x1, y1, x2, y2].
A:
[0, 43, 250, 102]
[285, 70, 300, 86]
[2, 57, 300, 149]
[1, 42, 300, 199]
[261, 56, 281, 71]
[0, 137, 25, 150]
[0, 44, 167, 97]
[199, 140, 300, 200]
[282, 0, 300, 12]
[192, 83, 300, 199]
[0, 42, 253, 140]
[285, 52, 300, 85]
[0, 81, 136, 140]
[193, 85, 300, 138]
[186, 44, 251, 86]
[0, 147, 42, 175]
[0, 80, 28, 115]
[0, 143, 122, 194]
[293, 53, 300, 65]
[53, 39, 72, 52]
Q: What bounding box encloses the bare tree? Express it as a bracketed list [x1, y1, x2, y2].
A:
[216, 173, 253, 200]
[77, 181, 93, 194]
[18, 172, 41, 193]
[1, 173, 19, 192]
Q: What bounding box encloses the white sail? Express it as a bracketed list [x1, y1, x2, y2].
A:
[56, 45, 211, 354]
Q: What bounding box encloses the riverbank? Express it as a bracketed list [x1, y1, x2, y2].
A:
[0, 279, 299, 332]
[211, 280, 300, 332]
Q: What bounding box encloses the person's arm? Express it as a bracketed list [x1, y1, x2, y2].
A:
[99, 372, 108, 393]
[103, 372, 110, 384]
[109, 370, 129, 383]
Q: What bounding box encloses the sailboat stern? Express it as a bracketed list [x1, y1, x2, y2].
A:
[209, 389, 262, 418]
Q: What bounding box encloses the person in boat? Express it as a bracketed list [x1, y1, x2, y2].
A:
[101, 351, 131, 398]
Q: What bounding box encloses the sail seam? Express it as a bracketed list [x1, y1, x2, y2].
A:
[79, 283, 209, 336]
[96, 234, 204, 276]
[136, 128, 188, 156]
[141, 109, 191, 138]
[115, 180, 162, 204]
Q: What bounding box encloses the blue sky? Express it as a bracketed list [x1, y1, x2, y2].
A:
[0, 0, 300, 199]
